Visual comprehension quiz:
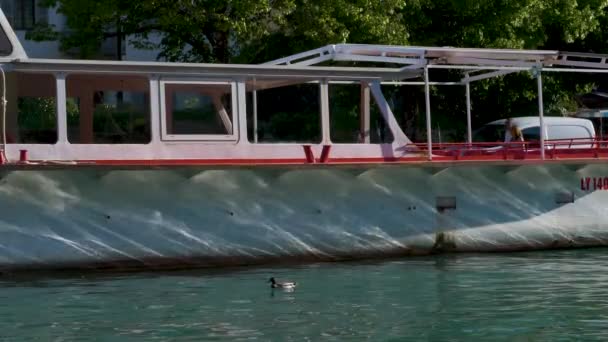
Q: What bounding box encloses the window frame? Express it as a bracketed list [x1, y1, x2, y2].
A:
[159, 79, 238, 142]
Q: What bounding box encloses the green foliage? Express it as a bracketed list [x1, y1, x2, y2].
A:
[65, 95, 150, 143]
[171, 107, 227, 135]
[32, 0, 296, 61]
[17, 97, 55, 128]
[31, 0, 408, 62]
[92, 104, 150, 143]
[267, 111, 320, 142]
[30, 0, 135, 58]
[243, 0, 408, 62]
[329, 85, 360, 143]
[17, 97, 57, 143]
[66, 98, 80, 126]
[403, 0, 608, 49]
[251, 84, 321, 142]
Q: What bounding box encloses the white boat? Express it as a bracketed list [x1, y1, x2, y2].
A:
[0, 9, 608, 271]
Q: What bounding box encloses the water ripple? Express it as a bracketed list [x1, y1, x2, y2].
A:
[0, 249, 607, 340]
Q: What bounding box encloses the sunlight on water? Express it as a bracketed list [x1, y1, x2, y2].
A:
[1, 249, 608, 341]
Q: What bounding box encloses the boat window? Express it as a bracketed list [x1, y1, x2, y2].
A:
[0, 24, 12, 56]
[161, 82, 235, 140]
[66, 74, 150, 144]
[247, 81, 321, 143]
[472, 124, 505, 143]
[547, 125, 591, 140]
[521, 127, 540, 141]
[4, 72, 56, 144]
[329, 83, 393, 144]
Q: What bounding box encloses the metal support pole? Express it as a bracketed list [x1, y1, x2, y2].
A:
[252, 79, 258, 143]
[360, 82, 370, 143]
[320, 79, 331, 144]
[0, 65, 6, 161]
[424, 66, 432, 160]
[56, 73, 68, 143]
[148, 75, 161, 143]
[537, 69, 545, 160]
[465, 73, 472, 145]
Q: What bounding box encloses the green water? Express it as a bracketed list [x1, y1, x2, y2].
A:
[1, 250, 608, 341]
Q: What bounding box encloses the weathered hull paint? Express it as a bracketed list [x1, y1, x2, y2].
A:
[0, 163, 607, 271]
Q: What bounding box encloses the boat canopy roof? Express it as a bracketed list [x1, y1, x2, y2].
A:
[7, 44, 608, 67]
[264, 44, 608, 70]
[574, 109, 608, 118]
[9, 57, 419, 82]
[263, 44, 559, 67]
[3, 45, 608, 93]
[2, 44, 608, 88]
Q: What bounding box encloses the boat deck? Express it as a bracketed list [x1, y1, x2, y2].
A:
[3, 140, 608, 170]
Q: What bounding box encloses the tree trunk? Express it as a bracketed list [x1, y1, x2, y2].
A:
[212, 31, 229, 63]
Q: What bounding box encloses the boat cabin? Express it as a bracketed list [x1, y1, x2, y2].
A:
[1, 8, 608, 168]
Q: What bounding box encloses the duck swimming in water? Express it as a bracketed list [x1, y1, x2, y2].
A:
[268, 277, 297, 289]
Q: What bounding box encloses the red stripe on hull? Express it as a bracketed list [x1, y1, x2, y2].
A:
[2, 152, 608, 169]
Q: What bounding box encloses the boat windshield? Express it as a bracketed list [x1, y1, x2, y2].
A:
[472, 124, 505, 144]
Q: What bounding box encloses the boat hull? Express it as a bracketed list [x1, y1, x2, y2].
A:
[1, 163, 607, 271]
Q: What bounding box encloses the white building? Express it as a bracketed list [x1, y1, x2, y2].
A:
[0, 0, 159, 60]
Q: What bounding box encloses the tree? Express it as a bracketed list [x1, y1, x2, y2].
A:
[28, 0, 296, 62]
[244, 0, 409, 63]
[28, 0, 411, 63]
[403, 0, 608, 49]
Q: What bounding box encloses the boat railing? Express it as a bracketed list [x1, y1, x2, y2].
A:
[406, 137, 608, 161]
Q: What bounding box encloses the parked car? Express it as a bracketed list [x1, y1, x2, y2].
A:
[472, 116, 596, 149]
[572, 109, 608, 141]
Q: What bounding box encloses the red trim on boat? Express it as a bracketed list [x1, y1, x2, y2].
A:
[3, 153, 606, 169]
[320, 145, 332, 163]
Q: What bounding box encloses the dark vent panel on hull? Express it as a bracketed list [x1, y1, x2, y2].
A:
[555, 191, 575, 204]
[436, 196, 457, 211]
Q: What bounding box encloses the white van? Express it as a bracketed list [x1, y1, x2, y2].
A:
[473, 116, 596, 148]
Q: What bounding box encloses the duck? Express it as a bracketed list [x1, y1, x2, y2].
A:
[268, 277, 297, 290]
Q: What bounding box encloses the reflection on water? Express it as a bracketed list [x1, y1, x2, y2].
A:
[1, 249, 608, 341]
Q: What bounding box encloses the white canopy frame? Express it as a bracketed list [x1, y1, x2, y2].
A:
[267, 44, 608, 160]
